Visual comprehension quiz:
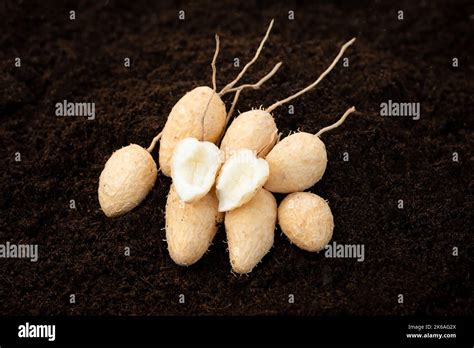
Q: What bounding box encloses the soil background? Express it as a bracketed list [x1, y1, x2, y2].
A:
[0, 0, 472, 316]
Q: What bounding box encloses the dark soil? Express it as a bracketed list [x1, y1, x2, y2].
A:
[0, 0, 472, 316]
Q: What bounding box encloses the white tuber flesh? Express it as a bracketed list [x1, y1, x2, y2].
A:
[171, 137, 222, 203]
[216, 149, 269, 212]
[278, 192, 334, 252]
[165, 185, 223, 266]
[220, 38, 356, 159]
[159, 20, 279, 177]
[98, 144, 157, 217]
[219, 19, 275, 95]
[225, 188, 277, 274]
[265, 106, 356, 193]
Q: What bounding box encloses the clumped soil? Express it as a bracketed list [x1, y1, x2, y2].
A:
[0, 0, 472, 315]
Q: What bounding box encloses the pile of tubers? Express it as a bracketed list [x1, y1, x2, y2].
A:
[98, 20, 358, 274]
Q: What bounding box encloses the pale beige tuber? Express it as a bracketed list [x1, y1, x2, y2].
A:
[278, 192, 334, 252]
[220, 37, 356, 159]
[225, 188, 277, 273]
[165, 185, 223, 266]
[98, 144, 157, 217]
[265, 106, 356, 193]
[170, 137, 222, 203]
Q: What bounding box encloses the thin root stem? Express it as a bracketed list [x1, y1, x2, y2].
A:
[147, 131, 163, 152]
[200, 93, 214, 141]
[224, 62, 282, 127]
[265, 37, 356, 113]
[211, 34, 220, 92]
[225, 88, 242, 128]
[315, 106, 356, 137]
[219, 19, 274, 96]
[224, 61, 282, 94]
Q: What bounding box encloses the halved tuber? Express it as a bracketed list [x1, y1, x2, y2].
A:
[171, 137, 222, 203]
[220, 38, 356, 159]
[159, 20, 280, 176]
[215, 149, 269, 212]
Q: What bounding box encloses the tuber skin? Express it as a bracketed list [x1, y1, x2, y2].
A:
[220, 38, 356, 159]
[278, 192, 334, 252]
[264, 132, 327, 193]
[165, 185, 223, 266]
[265, 106, 356, 193]
[225, 188, 277, 274]
[98, 144, 157, 217]
[220, 109, 278, 159]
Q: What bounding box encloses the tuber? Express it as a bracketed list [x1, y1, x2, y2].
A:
[278, 192, 334, 252]
[98, 143, 158, 217]
[165, 185, 223, 266]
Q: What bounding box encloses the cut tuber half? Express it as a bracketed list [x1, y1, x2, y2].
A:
[171, 137, 221, 203]
[216, 149, 269, 212]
